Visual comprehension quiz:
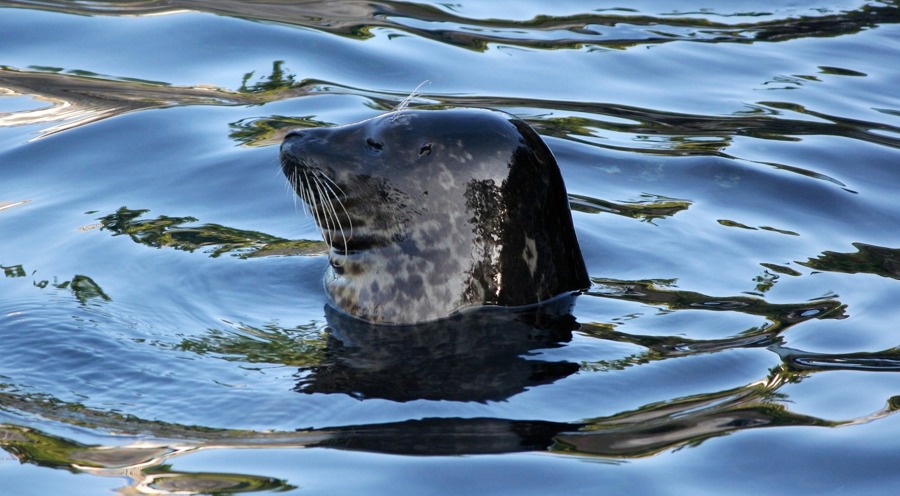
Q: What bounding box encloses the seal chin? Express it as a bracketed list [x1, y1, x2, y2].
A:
[281, 107, 589, 325]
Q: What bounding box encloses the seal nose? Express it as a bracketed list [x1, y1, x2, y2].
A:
[282, 129, 311, 153]
[283, 128, 324, 147]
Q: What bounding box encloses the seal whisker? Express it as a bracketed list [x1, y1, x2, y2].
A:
[311, 171, 350, 260]
[314, 168, 347, 198]
[308, 174, 331, 242]
[313, 169, 353, 244]
[290, 168, 309, 216]
[298, 169, 313, 216]
[287, 169, 302, 213]
[392, 80, 431, 120]
[311, 174, 337, 236]
[310, 175, 332, 234]
[309, 171, 349, 264]
[302, 168, 330, 248]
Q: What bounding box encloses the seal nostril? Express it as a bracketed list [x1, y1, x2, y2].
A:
[419, 143, 432, 157]
[366, 138, 384, 151]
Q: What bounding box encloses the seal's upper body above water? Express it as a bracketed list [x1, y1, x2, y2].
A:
[280, 107, 589, 324]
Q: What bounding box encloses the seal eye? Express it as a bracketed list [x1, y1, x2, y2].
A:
[419, 143, 432, 157]
[366, 138, 384, 152]
[330, 259, 345, 274]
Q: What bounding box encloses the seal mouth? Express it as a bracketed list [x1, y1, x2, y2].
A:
[325, 230, 393, 256]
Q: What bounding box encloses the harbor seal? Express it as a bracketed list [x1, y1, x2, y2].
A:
[280, 107, 589, 324]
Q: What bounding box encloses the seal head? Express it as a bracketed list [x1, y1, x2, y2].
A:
[280, 108, 588, 324]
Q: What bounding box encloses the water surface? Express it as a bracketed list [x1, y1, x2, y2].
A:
[1, 1, 899, 494]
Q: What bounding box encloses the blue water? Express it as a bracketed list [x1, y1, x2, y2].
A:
[2, 1, 900, 494]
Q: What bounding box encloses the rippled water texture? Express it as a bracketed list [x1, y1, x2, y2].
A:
[2, 1, 900, 494]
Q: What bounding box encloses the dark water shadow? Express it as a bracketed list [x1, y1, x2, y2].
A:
[295, 298, 581, 402]
[2, 390, 896, 494]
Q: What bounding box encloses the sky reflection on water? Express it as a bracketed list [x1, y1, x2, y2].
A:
[1, 1, 899, 495]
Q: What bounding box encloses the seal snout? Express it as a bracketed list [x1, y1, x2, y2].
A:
[280, 129, 321, 174]
[284, 128, 306, 140]
[281, 129, 325, 155]
[281, 130, 304, 153]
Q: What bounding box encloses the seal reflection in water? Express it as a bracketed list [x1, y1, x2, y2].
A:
[280, 108, 589, 325]
[297, 299, 582, 402]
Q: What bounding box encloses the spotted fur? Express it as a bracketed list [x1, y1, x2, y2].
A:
[280, 108, 588, 324]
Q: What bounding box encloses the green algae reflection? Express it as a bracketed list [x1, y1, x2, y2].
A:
[0, 424, 296, 494]
[98, 207, 326, 258]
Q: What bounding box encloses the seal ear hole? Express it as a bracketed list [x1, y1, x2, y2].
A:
[366, 138, 384, 152]
[419, 143, 433, 157]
